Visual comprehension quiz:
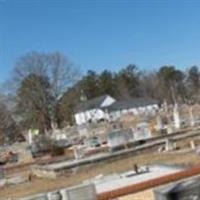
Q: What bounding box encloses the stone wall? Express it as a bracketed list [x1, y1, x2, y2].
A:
[18, 183, 97, 200]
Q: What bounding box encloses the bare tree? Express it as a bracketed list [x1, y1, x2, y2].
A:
[139, 71, 159, 99]
[12, 51, 80, 97]
[0, 102, 18, 144]
[8, 51, 80, 131]
[48, 52, 80, 99]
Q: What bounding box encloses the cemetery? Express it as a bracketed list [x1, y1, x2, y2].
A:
[2, 102, 200, 200]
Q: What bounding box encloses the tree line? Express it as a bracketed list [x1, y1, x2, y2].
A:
[61, 63, 200, 125]
[0, 51, 200, 143]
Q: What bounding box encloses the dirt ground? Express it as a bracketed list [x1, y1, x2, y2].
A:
[1, 149, 200, 199]
[119, 189, 154, 200]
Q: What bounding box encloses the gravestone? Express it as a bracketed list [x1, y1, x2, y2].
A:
[189, 107, 195, 127]
[20, 183, 96, 200]
[165, 139, 175, 151]
[49, 191, 62, 200]
[156, 115, 164, 132]
[173, 104, 181, 129]
[20, 193, 48, 200]
[190, 140, 196, 150]
[154, 177, 200, 200]
[65, 183, 97, 200]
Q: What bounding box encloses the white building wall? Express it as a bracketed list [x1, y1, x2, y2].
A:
[91, 109, 103, 121]
[81, 112, 86, 124]
[122, 109, 128, 114]
[75, 113, 82, 125]
[129, 108, 138, 115]
[75, 100, 159, 125]
[86, 111, 91, 121]
[75, 109, 108, 125]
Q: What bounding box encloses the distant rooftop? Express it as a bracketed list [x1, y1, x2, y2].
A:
[75, 94, 158, 113]
[106, 98, 158, 112]
[75, 95, 110, 112]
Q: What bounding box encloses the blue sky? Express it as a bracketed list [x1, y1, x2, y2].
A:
[1, 0, 200, 83]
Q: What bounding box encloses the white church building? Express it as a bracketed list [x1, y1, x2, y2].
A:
[74, 95, 159, 125]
